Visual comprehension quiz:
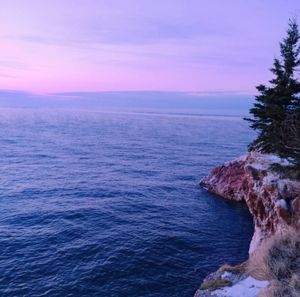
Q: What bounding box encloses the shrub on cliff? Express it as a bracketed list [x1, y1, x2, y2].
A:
[247, 227, 300, 297]
[245, 19, 300, 169]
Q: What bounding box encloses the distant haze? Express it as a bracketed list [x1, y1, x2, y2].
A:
[0, 90, 253, 116]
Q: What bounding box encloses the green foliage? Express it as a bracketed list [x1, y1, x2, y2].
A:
[245, 19, 300, 169]
[200, 279, 232, 291]
[279, 111, 300, 168]
[270, 163, 300, 180]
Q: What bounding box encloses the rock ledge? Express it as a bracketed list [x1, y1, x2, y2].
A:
[200, 152, 300, 253]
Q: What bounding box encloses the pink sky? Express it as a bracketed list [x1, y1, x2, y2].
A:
[0, 0, 299, 94]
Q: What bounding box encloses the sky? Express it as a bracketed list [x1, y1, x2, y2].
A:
[0, 0, 299, 95]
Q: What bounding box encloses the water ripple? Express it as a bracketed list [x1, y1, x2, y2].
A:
[0, 109, 254, 297]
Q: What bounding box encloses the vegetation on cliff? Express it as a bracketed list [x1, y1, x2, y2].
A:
[197, 19, 300, 297]
[248, 228, 300, 297]
[245, 19, 300, 170]
[245, 21, 300, 294]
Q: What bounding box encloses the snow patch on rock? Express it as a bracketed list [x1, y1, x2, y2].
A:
[275, 199, 288, 210]
[212, 276, 269, 297]
[194, 269, 269, 297]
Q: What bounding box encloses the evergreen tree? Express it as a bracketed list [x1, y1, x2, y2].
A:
[280, 110, 300, 168]
[245, 19, 300, 160]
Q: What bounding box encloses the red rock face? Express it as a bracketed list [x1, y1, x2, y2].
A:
[200, 152, 300, 253]
[201, 160, 247, 202]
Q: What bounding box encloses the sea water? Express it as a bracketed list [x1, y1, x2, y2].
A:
[0, 109, 254, 297]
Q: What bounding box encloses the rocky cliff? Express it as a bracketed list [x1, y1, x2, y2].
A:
[194, 152, 300, 296]
[200, 152, 300, 254]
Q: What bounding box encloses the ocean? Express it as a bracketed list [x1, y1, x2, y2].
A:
[0, 108, 254, 297]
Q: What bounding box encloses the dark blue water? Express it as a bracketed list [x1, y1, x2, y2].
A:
[0, 109, 254, 297]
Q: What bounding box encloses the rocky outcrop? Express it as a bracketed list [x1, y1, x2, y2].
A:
[200, 152, 300, 253]
[195, 152, 300, 296]
[194, 263, 269, 297]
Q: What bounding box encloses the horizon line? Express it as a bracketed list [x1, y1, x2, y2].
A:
[0, 89, 255, 97]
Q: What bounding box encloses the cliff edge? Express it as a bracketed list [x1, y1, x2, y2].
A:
[194, 152, 300, 297]
[200, 151, 300, 254]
